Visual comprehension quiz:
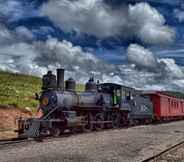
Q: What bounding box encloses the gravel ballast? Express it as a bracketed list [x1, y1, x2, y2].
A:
[0, 121, 184, 162]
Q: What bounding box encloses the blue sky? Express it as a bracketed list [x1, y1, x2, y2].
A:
[0, 0, 184, 91]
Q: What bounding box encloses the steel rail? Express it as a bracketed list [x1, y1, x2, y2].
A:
[0, 138, 32, 147]
[142, 141, 184, 162]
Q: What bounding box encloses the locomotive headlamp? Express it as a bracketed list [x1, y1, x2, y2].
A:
[41, 97, 49, 106]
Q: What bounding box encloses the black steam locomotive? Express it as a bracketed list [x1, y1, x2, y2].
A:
[18, 69, 153, 138]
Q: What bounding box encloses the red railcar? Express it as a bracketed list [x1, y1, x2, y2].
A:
[148, 92, 184, 120]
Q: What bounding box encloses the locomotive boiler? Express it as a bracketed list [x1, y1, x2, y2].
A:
[18, 69, 153, 138]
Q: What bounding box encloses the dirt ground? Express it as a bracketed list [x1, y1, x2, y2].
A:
[0, 106, 32, 139]
[0, 121, 183, 162]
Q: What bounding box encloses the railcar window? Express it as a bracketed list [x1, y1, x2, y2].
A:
[117, 90, 121, 97]
[125, 91, 131, 100]
[122, 90, 126, 99]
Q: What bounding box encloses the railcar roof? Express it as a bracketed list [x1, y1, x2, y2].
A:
[100, 83, 136, 91]
[143, 91, 184, 100]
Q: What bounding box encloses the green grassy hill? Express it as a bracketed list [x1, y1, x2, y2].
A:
[0, 71, 85, 111]
[162, 91, 184, 99]
[0, 71, 42, 111]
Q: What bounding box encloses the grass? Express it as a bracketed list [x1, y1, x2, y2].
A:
[0, 71, 42, 111]
[76, 84, 85, 92]
[0, 71, 85, 112]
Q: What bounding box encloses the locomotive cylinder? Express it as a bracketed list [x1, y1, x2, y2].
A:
[57, 68, 65, 91]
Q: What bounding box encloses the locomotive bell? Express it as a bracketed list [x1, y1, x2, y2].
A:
[57, 68, 65, 91]
[65, 78, 76, 91]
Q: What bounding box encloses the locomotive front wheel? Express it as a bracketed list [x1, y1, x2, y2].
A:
[94, 113, 105, 131]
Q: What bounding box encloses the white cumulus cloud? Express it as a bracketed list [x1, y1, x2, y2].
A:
[127, 43, 184, 79]
[41, 1, 175, 44]
[41, 0, 125, 38]
[159, 58, 184, 78]
[0, 14, 183, 92]
[0, 24, 14, 45]
[15, 26, 34, 41]
[128, 2, 175, 44]
[127, 44, 158, 70]
[174, 9, 184, 22]
[0, 0, 38, 22]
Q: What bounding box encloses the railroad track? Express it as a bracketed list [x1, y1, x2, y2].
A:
[0, 126, 126, 147]
[142, 141, 184, 162]
[0, 122, 183, 149]
[0, 130, 91, 147]
[0, 135, 71, 147]
[0, 137, 34, 147]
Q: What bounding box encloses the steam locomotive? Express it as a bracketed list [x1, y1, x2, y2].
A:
[18, 69, 153, 138]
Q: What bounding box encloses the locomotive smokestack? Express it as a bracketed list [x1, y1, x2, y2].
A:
[57, 68, 65, 91]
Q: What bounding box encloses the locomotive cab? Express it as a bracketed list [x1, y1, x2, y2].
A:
[100, 83, 134, 110]
[100, 83, 121, 107]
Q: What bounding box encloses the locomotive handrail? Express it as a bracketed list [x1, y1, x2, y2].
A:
[42, 106, 60, 120]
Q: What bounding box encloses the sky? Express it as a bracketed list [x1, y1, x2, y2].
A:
[0, 0, 184, 91]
